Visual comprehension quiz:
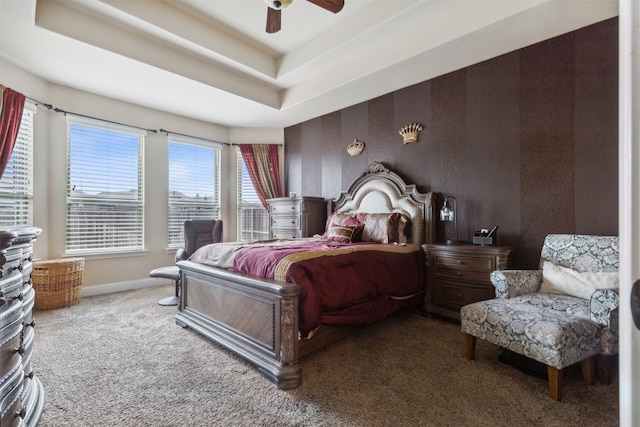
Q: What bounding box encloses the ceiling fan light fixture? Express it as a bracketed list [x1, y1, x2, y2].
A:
[265, 0, 293, 10]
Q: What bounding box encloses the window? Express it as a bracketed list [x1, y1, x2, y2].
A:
[0, 102, 35, 226]
[66, 117, 145, 255]
[168, 136, 221, 248]
[237, 149, 269, 241]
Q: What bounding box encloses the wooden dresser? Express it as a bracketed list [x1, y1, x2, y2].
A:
[0, 227, 44, 427]
[422, 243, 512, 320]
[267, 197, 325, 239]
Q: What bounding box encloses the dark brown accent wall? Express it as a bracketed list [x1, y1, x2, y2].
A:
[284, 18, 618, 269]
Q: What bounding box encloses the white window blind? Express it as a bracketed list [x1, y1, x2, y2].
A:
[168, 136, 220, 248]
[66, 116, 145, 254]
[0, 102, 35, 226]
[236, 148, 269, 242]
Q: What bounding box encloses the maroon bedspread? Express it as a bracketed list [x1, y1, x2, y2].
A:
[285, 247, 425, 337]
[190, 239, 425, 338]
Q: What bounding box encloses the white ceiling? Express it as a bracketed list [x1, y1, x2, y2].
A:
[0, 0, 618, 128]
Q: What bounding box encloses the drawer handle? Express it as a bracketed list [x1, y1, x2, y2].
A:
[291, 220, 296, 224]
[456, 260, 462, 265]
[457, 293, 463, 300]
[291, 206, 296, 210]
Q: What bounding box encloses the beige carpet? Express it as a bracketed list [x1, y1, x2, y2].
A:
[31, 285, 618, 427]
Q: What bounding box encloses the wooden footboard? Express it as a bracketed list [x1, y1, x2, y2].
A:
[175, 260, 302, 389]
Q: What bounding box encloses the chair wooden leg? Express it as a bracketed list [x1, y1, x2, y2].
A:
[547, 366, 563, 401]
[465, 334, 476, 360]
[597, 354, 612, 384]
[581, 357, 595, 385]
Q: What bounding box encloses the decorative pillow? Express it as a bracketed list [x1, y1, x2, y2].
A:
[539, 261, 619, 299]
[361, 212, 411, 244]
[323, 213, 364, 241]
[327, 223, 357, 243]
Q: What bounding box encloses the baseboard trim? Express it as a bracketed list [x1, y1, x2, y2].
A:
[81, 278, 171, 297]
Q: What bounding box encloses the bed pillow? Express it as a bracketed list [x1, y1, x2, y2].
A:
[326, 223, 358, 243]
[539, 261, 619, 299]
[361, 212, 411, 244]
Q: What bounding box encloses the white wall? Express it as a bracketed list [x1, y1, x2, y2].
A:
[1, 60, 283, 291]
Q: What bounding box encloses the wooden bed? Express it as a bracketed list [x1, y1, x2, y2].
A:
[175, 162, 436, 389]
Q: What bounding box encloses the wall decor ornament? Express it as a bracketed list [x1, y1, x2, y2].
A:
[347, 139, 365, 156]
[399, 123, 423, 144]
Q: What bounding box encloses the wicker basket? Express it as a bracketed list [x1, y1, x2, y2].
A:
[32, 258, 85, 310]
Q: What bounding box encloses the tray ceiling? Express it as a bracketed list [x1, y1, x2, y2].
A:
[0, 0, 618, 127]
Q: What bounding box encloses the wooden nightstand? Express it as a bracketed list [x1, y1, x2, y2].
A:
[422, 243, 512, 320]
[267, 196, 325, 239]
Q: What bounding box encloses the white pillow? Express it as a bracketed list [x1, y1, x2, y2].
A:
[540, 261, 619, 300]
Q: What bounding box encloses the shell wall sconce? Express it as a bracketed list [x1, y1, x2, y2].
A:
[399, 123, 423, 144]
[347, 139, 365, 156]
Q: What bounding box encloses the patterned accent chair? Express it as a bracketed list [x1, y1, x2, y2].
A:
[460, 234, 619, 401]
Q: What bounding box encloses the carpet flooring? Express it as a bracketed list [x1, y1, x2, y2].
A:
[31, 285, 619, 426]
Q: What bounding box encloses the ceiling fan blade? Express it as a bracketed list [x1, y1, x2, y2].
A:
[306, 0, 344, 14]
[266, 7, 281, 33]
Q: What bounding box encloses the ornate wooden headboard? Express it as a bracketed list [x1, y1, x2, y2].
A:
[327, 162, 436, 245]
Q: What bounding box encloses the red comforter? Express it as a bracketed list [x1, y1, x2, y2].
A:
[189, 238, 425, 337]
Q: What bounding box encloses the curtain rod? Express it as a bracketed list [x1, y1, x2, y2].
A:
[158, 129, 229, 146]
[25, 96, 53, 110]
[54, 108, 157, 134]
[159, 130, 283, 148]
[24, 96, 283, 146]
[26, 95, 157, 133]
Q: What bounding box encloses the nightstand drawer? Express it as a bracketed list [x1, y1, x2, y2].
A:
[435, 267, 491, 283]
[433, 254, 494, 272]
[434, 279, 495, 309]
[422, 243, 512, 320]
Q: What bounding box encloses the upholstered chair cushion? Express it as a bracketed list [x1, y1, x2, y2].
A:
[461, 294, 602, 370]
[183, 219, 223, 260]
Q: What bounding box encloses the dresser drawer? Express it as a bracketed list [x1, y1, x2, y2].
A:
[271, 215, 300, 229]
[0, 363, 24, 427]
[20, 326, 34, 369]
[1, 250, 21, 276]
[0, 270, 24, 303]
[271, 230, 301, 239]
[269, 201, 301, 214]
[0, 316, 23, 382]
[433, 254, 494, 272]
[434, 278, 494, 310]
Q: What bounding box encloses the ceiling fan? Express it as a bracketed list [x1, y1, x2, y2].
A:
[264, 0, 345, 34]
